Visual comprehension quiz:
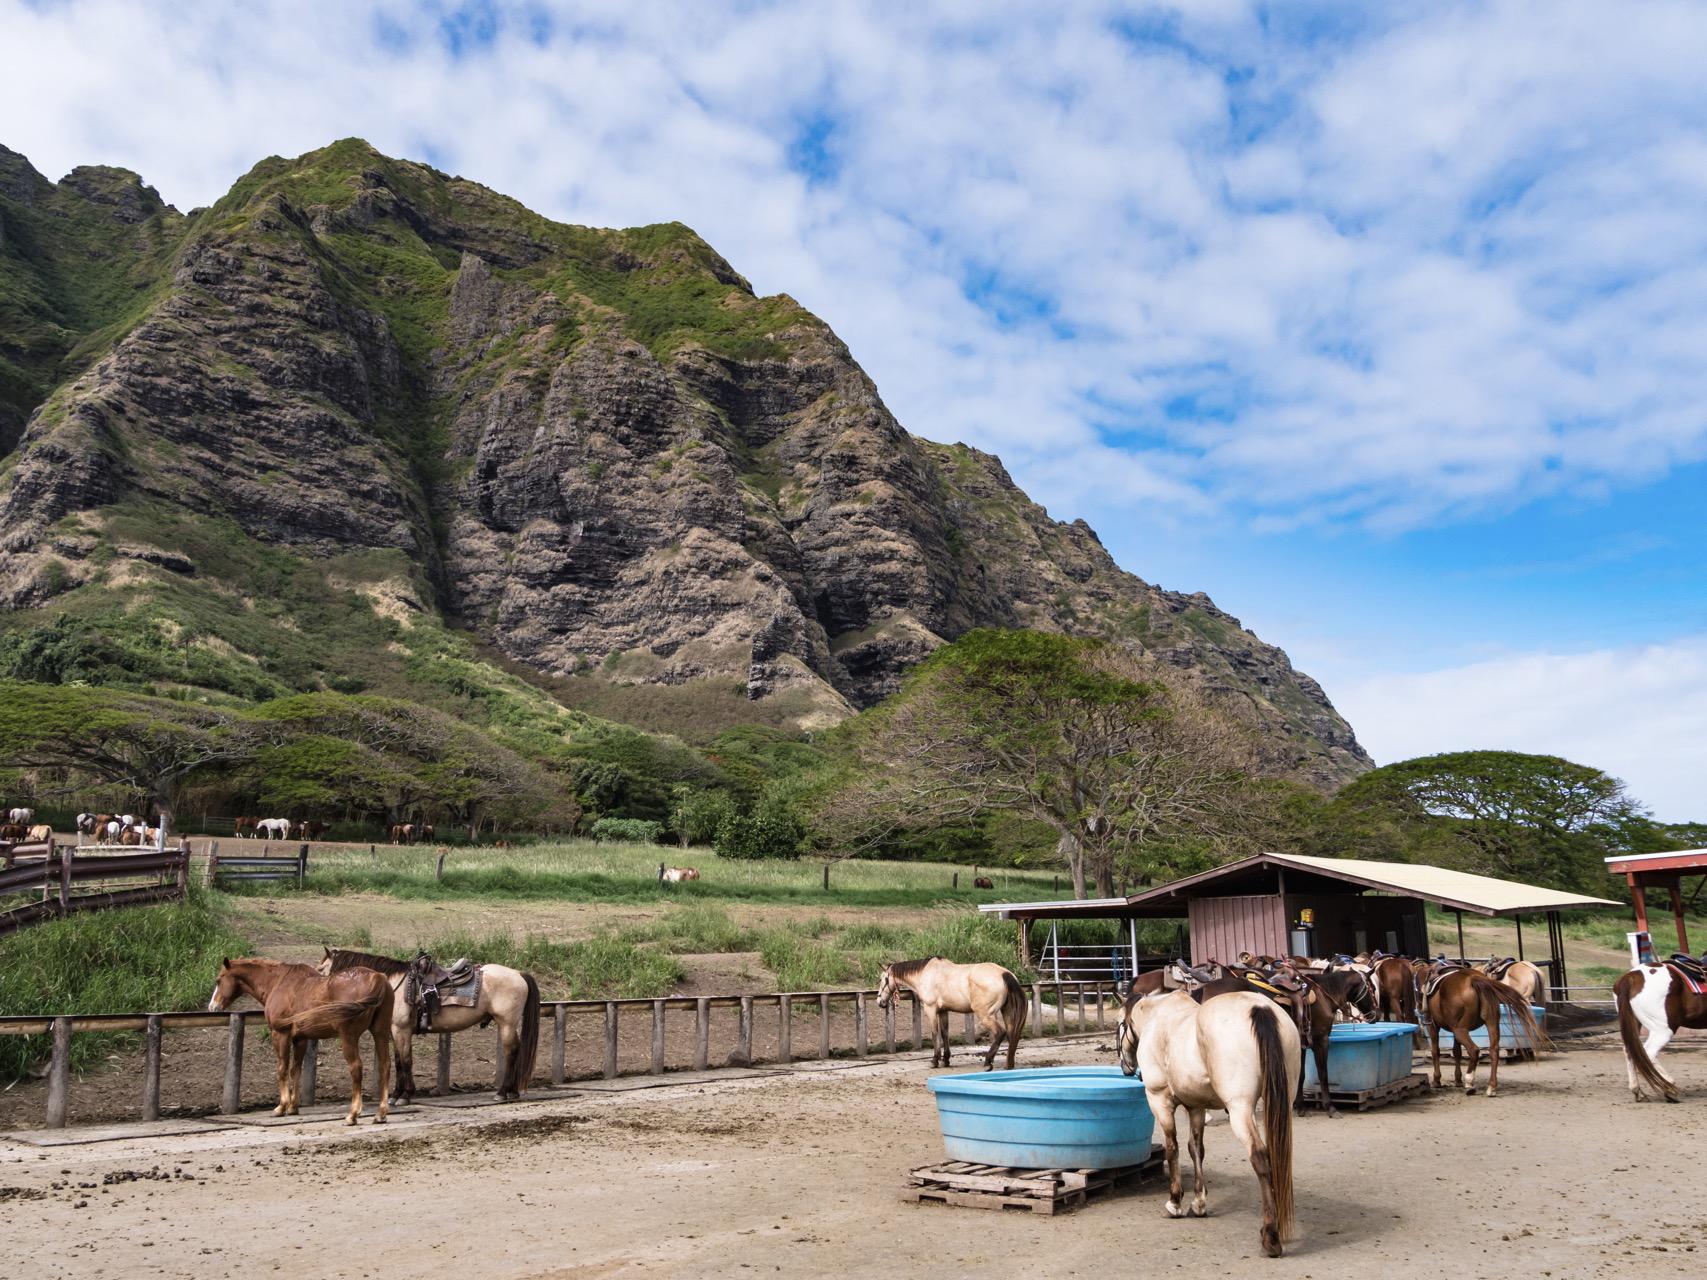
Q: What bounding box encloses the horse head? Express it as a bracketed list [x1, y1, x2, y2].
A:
[207, 957, 241, 1011]
[876, 964, 897, 1009]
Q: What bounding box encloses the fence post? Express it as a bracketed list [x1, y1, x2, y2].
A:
[45, 1015, 71, 1129]
[297, 843, 308, 890]
[603, 1003, 619, 1079]
[1077, 983, 1087, 1031]
[952, 872, 958, 890]
[1096, 983, 1107, 1029]
[651, 1000, 666, 1075]
[1030, 984, 1042, 1036]
[221, 1013, 245, 1114]
[1054, 984, 1065, 1036]
[885, 1000, 896, 1054]
[58, 849, 72, 912]
[435, 849, 447, 883]
[818, 993, 831, 1059]
[737, 996, 754, 1064]
[204, 841, 219, 889]
[175, 844, 189, 897]
[962, 1011, 975, 1045]
[694, 998, 710, 1071]
[822, 863, 830, 891]
[854, 993, 868, 1058]
[551, 1005, 567, 1086]
[779, 995, 792, 1063]
[437, 1033, 452, 1095]
[142, 1014, 163, 1122]
[301, 1039, 318, 1104]
[911, 993, 923, 1050]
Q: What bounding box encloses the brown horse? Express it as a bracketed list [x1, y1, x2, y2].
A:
[877, 958, 1026, 1070]
[1616, 962, 1707, 1102]
[207, 957, 393, 1124]
[1424, 966, 1548, 1096]
[1371, 955, 1420, 1024]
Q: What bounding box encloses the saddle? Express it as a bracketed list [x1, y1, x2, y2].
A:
[1667, 953, 1707, 993]
[410, 953, 482, 1033]
[1422, 962, 1467, 1001]
[1484, 956, 1519, 980]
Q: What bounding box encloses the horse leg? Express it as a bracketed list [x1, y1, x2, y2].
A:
[977, 1008, 1001, 1071]
[285, 1037, 307, 1115]
[1456, 1030, 1478, 1095]
[934, 1007, 950, 1068]
[1157, 1098, 1187, 1219]
[340, 1029, 364, 1125]
[1428, 1007, 1443, 1088]
[497, 1017, 521, 1099]
[1186, 1106, 1208, 1217]
[371, 1018, 391, 1124]
[393, 1020, 415, 1103]
[1230, 1098, 1282, 1258]
[1312, 1031, 1336, 1116]
[1483, 1005, 1500, 1097]
[270, 1029, 292, 1115]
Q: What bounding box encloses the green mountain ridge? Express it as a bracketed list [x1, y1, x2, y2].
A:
[0, 138, 1370, 796]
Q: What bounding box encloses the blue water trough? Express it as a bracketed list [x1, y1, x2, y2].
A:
[926, 1066, 1155, 1169]
[1436, 1005, 1547, 1051]
[1301, 1022, 1419, 1093]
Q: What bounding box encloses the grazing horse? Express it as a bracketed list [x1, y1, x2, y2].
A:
[255, 817, 291, 840]
[297, 819, 329, 840]
[234, 815, 257, 838]
[657, 863, 700, 884]
[206, 957, 392, 1124]
[390, 823, 415, 845]
[972, 876, 994, 889]
[1424, 966, 1548, 1096]
[877, 958, 1026, 1071]
[319, 948, 541, 1102]
[1616, 961, 1707, 1102]
[1118, 989, 1300, 1257]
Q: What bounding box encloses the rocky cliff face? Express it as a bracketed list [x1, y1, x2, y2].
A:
[0, 139, 1369, 787]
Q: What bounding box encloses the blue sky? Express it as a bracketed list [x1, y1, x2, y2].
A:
[2, 0, 1703, 818]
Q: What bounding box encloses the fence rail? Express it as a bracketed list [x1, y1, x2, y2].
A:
[0, 843, 189, 937]
[0, 979, 1123, 1130]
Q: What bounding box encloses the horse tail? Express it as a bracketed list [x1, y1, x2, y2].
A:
[510, 973, 542, 1095]
[288, 989, 388, 1038]
[1000, 971, 1026, 1068]
[1472, 971, 1550, 1053]
[1616, 970, 1673, 1099]
[1250, 1001, 1296, 1242]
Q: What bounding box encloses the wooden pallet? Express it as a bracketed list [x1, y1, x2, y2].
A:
[904, 1148, 1163, 1215]
[1299, 1072, 1428, 1113]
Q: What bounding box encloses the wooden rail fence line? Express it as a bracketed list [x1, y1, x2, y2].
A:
[0, 981, 1121, 1130]
[0, 842, 190, 937]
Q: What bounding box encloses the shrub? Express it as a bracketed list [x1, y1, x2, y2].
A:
[673, 789, 734, 846]
[590, 817, 664, 844]
[714, 793, 803, 860]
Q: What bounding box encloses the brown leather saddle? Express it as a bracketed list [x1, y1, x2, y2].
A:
[1667, 953, 1707, 991]
[1484, 956, 1519, 980]
[1422, 960, 1470, 1001]
[410, 953, 481, 1032]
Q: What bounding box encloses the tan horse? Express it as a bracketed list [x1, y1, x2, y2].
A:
[319, 948, 541, 1101]
[1424, 966, 1549, 1096]
[207, 957, 392, 1124]
[1483, 958, 1547, 1006]
[1119, 989, 1300, 1257]
[877, 958, 1026, 1070]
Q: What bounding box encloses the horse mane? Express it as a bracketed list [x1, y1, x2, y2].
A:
[886, 957, 941, 983]
[324, 947, 412, 976]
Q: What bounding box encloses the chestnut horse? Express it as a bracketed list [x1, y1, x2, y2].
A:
[1119, 989, 1300, 1257]
[1616, 962, 1707, 1102]
[1371, 955, 1420, 1025]
[877, 958, 1026, 1070]
[1424, 967, 1547, 1096]
[207, 957, 393, 1124]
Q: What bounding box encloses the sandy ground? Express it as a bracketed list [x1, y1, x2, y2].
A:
[3, 1026, 1705, 1280]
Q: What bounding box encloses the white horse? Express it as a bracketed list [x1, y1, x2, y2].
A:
[877, 958, 1027, 1070]
[1119, 989, 1300, 1258]
[657, 863, 699, 884]
[257, 817, 292, 840]
[8, 807, 34, 825]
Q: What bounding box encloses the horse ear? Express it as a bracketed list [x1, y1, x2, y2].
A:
[221, 956, 230, 969]
[323, 946, 332, 959]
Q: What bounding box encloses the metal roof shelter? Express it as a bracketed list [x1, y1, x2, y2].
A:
[1605, 849, 1707, 953]
[981, 852, 1620, 996]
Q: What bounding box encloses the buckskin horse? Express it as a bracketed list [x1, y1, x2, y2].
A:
[877, 958, 1026, 1070]
[1119, 988, 1300, 1257]
[206, 957, 393, 1124]
[319, 947, 541, 1101]
[1424, 965, 1548, 1096]
[1616, 958, 1707, 1102]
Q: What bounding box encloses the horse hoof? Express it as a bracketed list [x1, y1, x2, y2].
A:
[1188, 1201, 1207, 1218]
[1464, 1085, 1477, 1096]
[1665, 1093, 1681, 1104]
[1164, 1200, 1184, 1219]
[1485, 1089, 1497, 1098]
[1262, 1234, 1283, 1259]
[375, 1114, 388, 1124]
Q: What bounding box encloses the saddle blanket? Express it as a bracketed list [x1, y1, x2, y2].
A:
[1666, 959, 1706, 995]
[434, 966, 483, 1008]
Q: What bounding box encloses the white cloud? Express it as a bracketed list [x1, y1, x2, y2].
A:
[1335, 636, 1707, 822]
[3, 1, 1704, 533]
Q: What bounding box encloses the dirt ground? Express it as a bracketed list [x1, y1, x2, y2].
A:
[3, 1026, 1705, 1280]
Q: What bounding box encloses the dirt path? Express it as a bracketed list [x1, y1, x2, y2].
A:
[4, 1030, 1705, 1279]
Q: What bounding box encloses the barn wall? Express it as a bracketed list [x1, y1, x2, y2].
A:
[1282, 893, 1429, 958]
[1187, 895, 1288, 965]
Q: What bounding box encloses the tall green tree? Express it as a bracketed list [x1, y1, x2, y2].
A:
[0, 682, 260, 830]
[1328, 750, 1646, 888]
[829, 630, 1256, 898]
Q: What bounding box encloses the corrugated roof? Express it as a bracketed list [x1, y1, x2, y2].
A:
[981, 853, 1623, 919]
[1127, 853, 1621, 917]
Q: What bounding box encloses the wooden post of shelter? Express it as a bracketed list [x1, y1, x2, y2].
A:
[437, 1033, 452, 1094]
[1454, 909, 1466, 960]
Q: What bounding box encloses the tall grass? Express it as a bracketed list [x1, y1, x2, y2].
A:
[416, 927, 682, 999]
[0, 890, 251, 1076]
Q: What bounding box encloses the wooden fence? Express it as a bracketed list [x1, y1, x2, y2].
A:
[206, 843, 309, 889]
[0, 843, 190, 937]
[0, 979, 1122, 1129]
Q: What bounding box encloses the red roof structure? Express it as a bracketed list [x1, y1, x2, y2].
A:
[1605, 849, 1707, 952]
